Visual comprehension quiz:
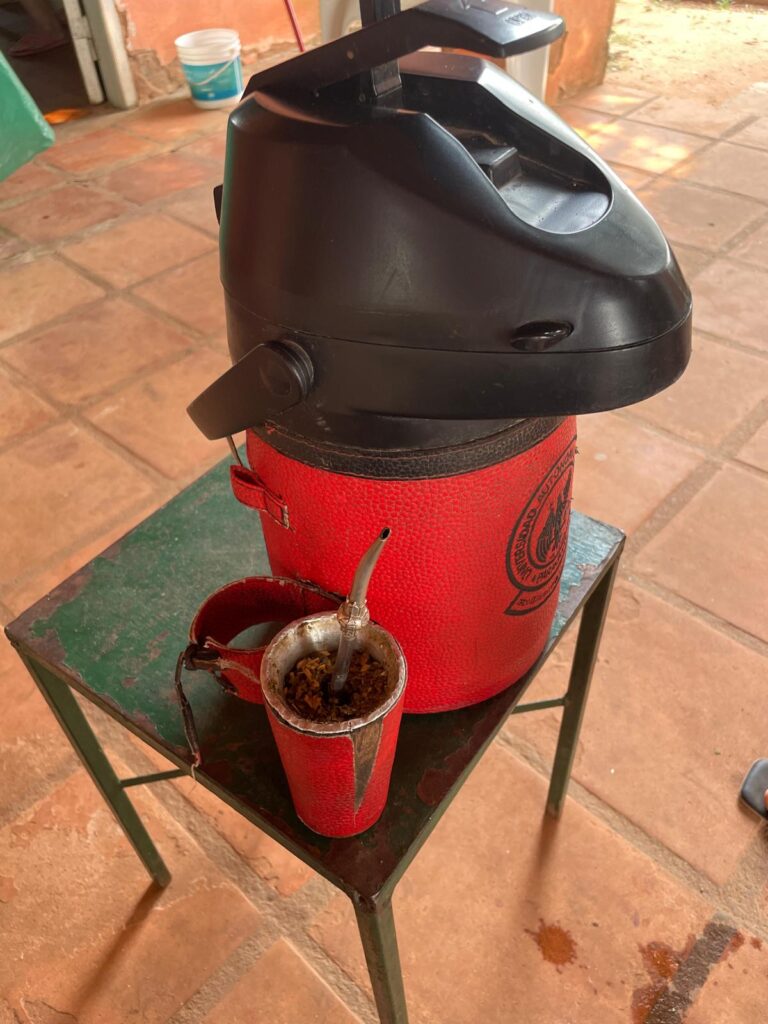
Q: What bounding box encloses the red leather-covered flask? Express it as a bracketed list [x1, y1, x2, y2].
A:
[235, 416, 576, 714]
[187, 3, 690, 724]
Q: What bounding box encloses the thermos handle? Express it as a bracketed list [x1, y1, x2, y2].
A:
[244, 0, 564, 97]
[187, 339, 314, 439]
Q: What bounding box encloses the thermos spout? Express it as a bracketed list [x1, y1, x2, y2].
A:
[331, 527, 391, 693]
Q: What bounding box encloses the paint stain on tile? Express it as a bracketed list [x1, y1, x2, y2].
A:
[526, 920, 577, 970]
[721, 931, 745, 960]
[631, 983, 661, 1024]
[631, 923, 743, 1024]
[631, 938, 693, 1024]
[641, 941, 686, 981]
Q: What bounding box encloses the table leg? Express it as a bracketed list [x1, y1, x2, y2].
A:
[546, 556, 620, 819]
[20, 654, 172, 888]
[353, 893, 409, 1024]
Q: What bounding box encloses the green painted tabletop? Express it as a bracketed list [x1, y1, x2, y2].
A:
[7, 457, 624, 899]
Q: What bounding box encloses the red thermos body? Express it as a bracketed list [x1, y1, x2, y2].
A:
[232, 418, 576, 713]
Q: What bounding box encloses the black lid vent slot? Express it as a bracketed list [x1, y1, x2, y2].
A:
[510, 321, 573, 352]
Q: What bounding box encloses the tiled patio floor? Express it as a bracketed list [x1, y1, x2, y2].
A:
[2, 52, 768, 1024]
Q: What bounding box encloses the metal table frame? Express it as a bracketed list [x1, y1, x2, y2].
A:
[6, 460, 623, 1024]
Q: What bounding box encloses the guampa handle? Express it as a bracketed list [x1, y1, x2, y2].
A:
[244, 0, 564, 97]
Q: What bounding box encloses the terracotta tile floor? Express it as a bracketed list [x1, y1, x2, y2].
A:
[2, 42, 768, 1024]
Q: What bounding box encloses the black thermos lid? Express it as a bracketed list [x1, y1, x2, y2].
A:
[188, 0, 691, 449]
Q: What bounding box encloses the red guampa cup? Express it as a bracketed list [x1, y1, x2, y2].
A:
[260, 612, 407, 838]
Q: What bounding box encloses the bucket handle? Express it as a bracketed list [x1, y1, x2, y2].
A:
[187, 56, 238, 88]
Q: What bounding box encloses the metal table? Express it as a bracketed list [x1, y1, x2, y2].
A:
[5, 458, 624, 1024]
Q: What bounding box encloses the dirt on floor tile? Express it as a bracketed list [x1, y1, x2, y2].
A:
[731, 221, 768, 271]
[98, 152, 216, 205]
[309, 746, 710, 1024]
[84, 349, 230, 480]
[626, 94, 750, 138]
[691, 259, 768, 350]
[728, 116, 768, 152]
[629, 335, 768, 447]
[571, 413, 702, 534]
[568, 82, 655, 115]
[0, 646, 78, 825]
[132, 251, 226, 335]
[737, 420, 768, 474]
[0, 258, 103, 344]
[607, 0, 768, 102]
[41, 127, 158, 175]
[588, 121, 709, 173]
[678, 143, 768, 205]
[0, 422, 155, 583]
[2, 297, 194, 406]
[61, 213, 215, 289]
[635, 179, 764, 251]
[634, 464, 768, 644]
[0, 367, 57, 448]
[163, 185, 220, 237]
[0, 184, 129, 244]
[0, 771, 260, 1023]
[202, 940, 360, 1024]
[0, 162, 62, 203]
[120, 98, 228, 143]
[685, 933, 768, 1024]
[506, 582, 766, 885]
[174, 778, 314, 896]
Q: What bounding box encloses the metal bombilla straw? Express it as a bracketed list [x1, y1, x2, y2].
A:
[330, 527, 391, 693]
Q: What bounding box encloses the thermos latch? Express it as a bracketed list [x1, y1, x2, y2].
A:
[470, 143, 521, 187]
[188, 339, 314, 439]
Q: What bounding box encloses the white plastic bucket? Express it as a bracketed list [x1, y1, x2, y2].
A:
[175, 28, 243, 109]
